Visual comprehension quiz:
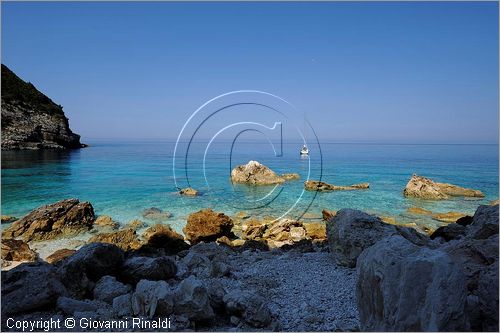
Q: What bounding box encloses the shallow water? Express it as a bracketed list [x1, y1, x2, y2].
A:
[1, 140, 498, 233]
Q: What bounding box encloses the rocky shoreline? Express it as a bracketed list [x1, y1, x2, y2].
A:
[1, 193, 498, 331]
[1, 64, 84, 150]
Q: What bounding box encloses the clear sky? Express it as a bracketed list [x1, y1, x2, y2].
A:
[2, 1, 498, 143]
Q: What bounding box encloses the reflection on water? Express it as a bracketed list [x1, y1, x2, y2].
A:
[2, 149, 79, 169]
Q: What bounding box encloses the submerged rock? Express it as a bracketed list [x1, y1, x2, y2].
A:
[184, 209, 234, 244]
[2, 198, 95, 241]
[141, 207, 172, 221]
[407, 206, 468, 223]
[124, 219, 146, 230]
[403, 174, 484, 200]
[231, 160, 285, 185]
[281, 173, 300, 181]
[304, 180, 369, 192]
[179, 187, 198, 196]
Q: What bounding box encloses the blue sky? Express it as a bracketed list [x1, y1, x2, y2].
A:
[2, 2, 498, 143]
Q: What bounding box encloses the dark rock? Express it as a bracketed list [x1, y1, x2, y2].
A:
[327, 209, 398, 268]
[121, 256, 176, 284]
[456, 215, 473, 226]
[223, 290, 272, 328]
[468, 204, 499, 239]
[2, 262, 68, 315]
[112, 293, 133, 317]
[174, 276, 215, 322]
[57, 297, 97, 315]
[2, 198, 94, 241]
[430, 223, 466, 241]
[357, 235, 468, 331]
[1, 64, 83, 150]
[140, 224, 189, 254]
[93, 276, 131, 303]
[357, 204, 499, 332]
[57, 243, 124, 297]
[132, 279, 175, 318]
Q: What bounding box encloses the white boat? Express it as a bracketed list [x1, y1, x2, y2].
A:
[300, 144, 309, 156]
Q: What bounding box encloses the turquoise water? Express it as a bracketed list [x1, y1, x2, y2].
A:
[1, 141, 498, 233]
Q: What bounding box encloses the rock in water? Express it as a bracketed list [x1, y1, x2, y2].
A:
[403, 174, 484, 200]
[184, 208, 234, 244]
[326, 209, 398, 267]
[94, 215, 118, 229]
[281, 173, 300, 181]
[179, 187, 198, 196]
[230, 160, 285, 185]
[357, 235, 468, 331]
[141, 207, 172, 221]
[304, 180, 369, 192]
[2, 198, 95, 241]
[1, 64, 83, 149]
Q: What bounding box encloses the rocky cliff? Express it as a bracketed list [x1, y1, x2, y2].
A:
[1, 64, 83, 150]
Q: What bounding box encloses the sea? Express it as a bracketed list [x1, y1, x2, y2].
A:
[1, 140, 498, 234]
